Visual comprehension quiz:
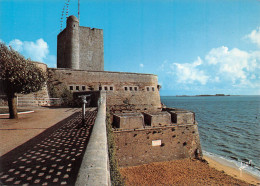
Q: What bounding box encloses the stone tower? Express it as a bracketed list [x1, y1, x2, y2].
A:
[57, 15, 104, 71]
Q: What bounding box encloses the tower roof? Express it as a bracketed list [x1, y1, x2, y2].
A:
[67, 15, 79, 23]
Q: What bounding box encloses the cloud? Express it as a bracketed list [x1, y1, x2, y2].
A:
[139, 63, 144, 68]
[8, 38, 56, 67]
[158, 27, 260, 94]
[245, 27, 260, 47]
[9, 39, 23, 52]
[205, 46, 253, 83]
[171, 57, 209, 85]
[9, 38, 48, 62]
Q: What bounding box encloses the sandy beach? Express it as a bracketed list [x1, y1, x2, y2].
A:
[120, 157, 260, 185]
[204, 155, 259, 185]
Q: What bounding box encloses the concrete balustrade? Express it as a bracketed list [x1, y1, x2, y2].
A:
[76, 92, 111, 186]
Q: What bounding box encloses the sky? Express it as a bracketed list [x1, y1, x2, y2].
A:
[0, 0, 260, 96]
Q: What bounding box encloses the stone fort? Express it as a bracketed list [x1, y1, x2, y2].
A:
[2, 15, 203, 167]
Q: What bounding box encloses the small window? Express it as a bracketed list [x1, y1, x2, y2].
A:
[146, 87, 149, 91]
[99, 86, 102, 91]
[76, 86, 79, 91]
[125, 87, 128, 91]
[104, 86, 108, 91]
[69, 86, 73, 90]
[130, 87, 133, 91]
[82, 86, 86, 91]
[152, 87, 155, 91]
[134, 87, 137, 91]
[110, 86, 113, 91]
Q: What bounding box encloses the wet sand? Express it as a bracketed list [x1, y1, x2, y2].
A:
[204, 155, 259, 185]
[120, 158, 259, 185]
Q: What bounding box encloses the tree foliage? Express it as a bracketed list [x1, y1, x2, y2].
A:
[0, 42, 47, 118]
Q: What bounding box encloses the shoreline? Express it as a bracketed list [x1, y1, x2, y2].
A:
[204, 154, 260, 185]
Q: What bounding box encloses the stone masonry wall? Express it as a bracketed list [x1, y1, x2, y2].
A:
[48, 68, 161, 111]
[57, 29, 67, 68]
[79, 27, 104, 71]
[57, 16, 104, 71]
[113, 125, 202, 167]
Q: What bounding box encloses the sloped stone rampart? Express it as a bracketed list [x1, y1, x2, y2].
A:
[114, 124, 202, 167]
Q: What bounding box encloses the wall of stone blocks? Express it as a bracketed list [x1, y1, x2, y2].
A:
[79, 27, 104, 71]
[48, 68, 162, 111]
[113, 113, 144, 129]
[143, 112, 171, 127]
[57, 25, 104, 71]
[113, 125, 202, 167]
[57, 29, 68, 68]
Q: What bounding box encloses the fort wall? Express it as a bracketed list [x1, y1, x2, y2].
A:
[48, 68, 162, 111]
[114, 124, 202, 167]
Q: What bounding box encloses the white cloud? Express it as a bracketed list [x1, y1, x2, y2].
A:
[158, 27, 260, 95]
[245, 27, 260, 47]
[139, 63, 144, 68]
[8, 38, 55, 66]
[206, 46, 249, 82]
[172, 57, 209, 85]
[205, 46, 259, 84]
[9, 39, 23, 52]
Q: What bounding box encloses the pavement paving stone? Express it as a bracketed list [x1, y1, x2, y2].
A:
[0, 109, 97, 185]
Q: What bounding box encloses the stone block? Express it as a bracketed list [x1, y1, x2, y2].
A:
[113, 113, 144, 129]
[143, 112, 171, 127]
[169, 110, 195, 124]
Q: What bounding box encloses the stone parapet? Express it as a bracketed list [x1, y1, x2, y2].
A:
[168, 110, 195, 124]
[113, 113, 144, 130]
[76, 92, 111, 186]
[143, 112, 171, 127]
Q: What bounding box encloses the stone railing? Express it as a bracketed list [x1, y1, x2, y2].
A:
[76, 91, 111, 186]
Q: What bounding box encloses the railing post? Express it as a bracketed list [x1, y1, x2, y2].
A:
[78, 95, 90, 124]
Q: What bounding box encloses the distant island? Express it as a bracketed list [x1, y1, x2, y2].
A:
[197, 94, 230, 97]
[176, 94, 231, 97]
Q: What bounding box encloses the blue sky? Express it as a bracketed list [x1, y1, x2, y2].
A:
[1, 0, 260, 95]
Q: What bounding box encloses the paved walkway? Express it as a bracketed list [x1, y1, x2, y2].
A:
[0, 107, 81, 156]
[0, 108, 97, 185]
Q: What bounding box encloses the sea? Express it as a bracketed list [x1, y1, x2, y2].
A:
[161, 95, 260, 178]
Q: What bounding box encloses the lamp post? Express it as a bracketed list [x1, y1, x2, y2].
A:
[78, 95, 90, 124]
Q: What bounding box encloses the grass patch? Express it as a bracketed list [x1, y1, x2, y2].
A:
[106, 110, 125, 186]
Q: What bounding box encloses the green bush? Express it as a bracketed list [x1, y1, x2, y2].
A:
[106, 111, 125, 186]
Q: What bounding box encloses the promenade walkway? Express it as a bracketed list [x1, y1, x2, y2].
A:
[0, 108, 97, 185]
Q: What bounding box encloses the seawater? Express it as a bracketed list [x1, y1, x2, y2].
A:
[161, 95, 260, 177]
